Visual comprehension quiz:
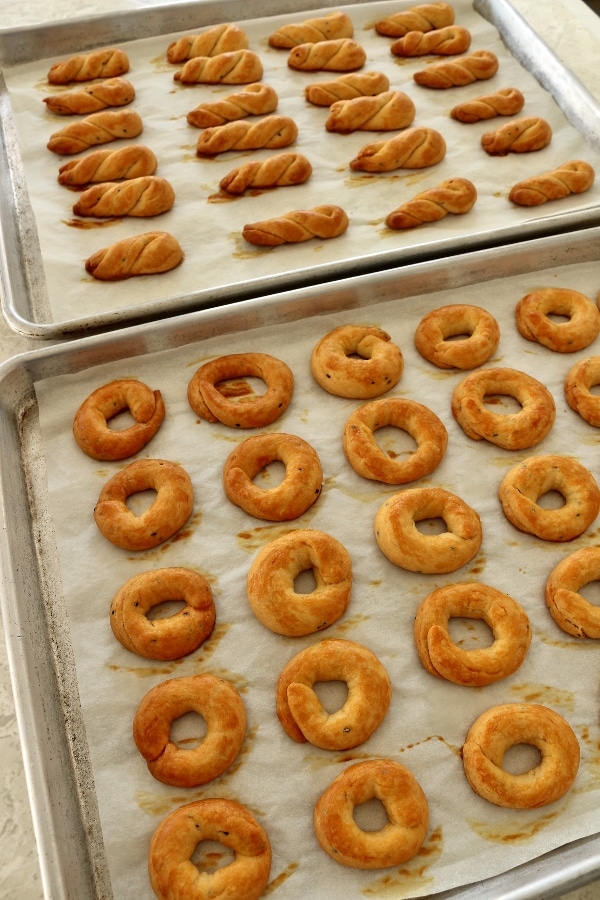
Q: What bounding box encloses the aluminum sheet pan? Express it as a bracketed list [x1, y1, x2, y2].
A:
[2, 0, 600, 339]
[3, 226, 600, 900]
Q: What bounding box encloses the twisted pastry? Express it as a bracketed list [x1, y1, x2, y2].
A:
[85, 231, 183, 280]
[196, 115, 297, 156]
[288, 39, 366, 72]
[350, 127, 446, 172]
[243, 205, 349, 246]
[391, 25, 471, 57]
[305, 71, 390, 106]
[186, 83, 278, 128]
[386, 177, 477, 229]
[482, 116, 552, 156]
[73, 176, 175, 218]
[509, 160, 595, 206]
[268, 11, 353, 48]
[43, 77, 135, 115]
[375, 2, 455, 37]
[413, 49, 499, 88]
[58, 145, 157, 186]
[47, 48, 129, 84]
[174, 50, 263, 84]
[219, 152, 312, 194]
[451, 86, 525, 123]
[326, 90, 415, 133]
[167, 24, 249, 63]
[47, 109, 143, 155]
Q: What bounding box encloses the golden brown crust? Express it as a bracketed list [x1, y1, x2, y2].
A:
[565, 355, 600, 426]
[350, 127, 446, 172]
[314, 760, 429, 869]
[391, 25, 471, 57]
[72, 378, 165, 460]
[386, 177, 476, 229]
[186, 82, 278, 128]
[247, 529, 352, 636]
[413, 49, 499, 88]
[269, 11, 354, 49]
[498, 455, 600, 542]
[462, 703, 580, 808]
[325, 90, 416, 133]
[167, 23, 249, 63]
[85, 231, 183, 280]
[243, 204, 348, 246]
[288, 38, 366, 72]
[482, 116, 552, 156]
[174, 49, 263, 84]
[515, 288, 600, 352]
[47, 109, 143, 155]
[133, 674, 246, 786]
[414, 304, 500, 369]
[219, 152, 312, 194]
[196, 114, 297, 156]
[58, 145, 157, 186]
[450, 86, 525, 123]
[310, 324, 404, 398]
[73, 175, 175, 218]
[304, 70, 390, 106]
[375, 3, 455, 37]
[343, 398, 448, 484]
[110, 567, 216, 659]
[545, 546, 600, 638]
[509, 159, 595, 206]
[43, 77, 135, 115]
[276, 638, 392, 749]
[47, 48, 129, 84]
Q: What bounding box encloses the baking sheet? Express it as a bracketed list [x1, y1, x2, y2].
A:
[2, 0, 600, 339]
[4, 227, 600, 899]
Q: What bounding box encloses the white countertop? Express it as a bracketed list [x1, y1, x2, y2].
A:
[2, 2, 600, 899]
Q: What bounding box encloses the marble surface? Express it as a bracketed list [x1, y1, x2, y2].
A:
[2, 1, 600, 898]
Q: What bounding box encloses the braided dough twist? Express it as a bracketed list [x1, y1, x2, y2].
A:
[451, 87, 525, 123]
[47, 48, 129, 84]
[391, 25, 471, 57]
[509, 160, 595, 206]
[73, 176, 175, 218]
[288, 38, 366, 72]
[196, 115, 297, 155]
[47, 109, 143, 155]
[269, 11, 354, 48]
[85, 231, 183, 281]
[187, 83, 278, 127]
[243, 204, 349, 246]
[375, 2, 455, 37]
[326, 90, 415, 133]
[219, 152, 312, 194]
[386, 177, 477, 229]
[58, 145, 157, 185]
[414, 49, 499, 88]
[350, 127, 446, 172]
[305, 71, 389, 106]
[174, 49, 263, 84]
[167, 23, 249, 63]
[43, 77, 135, 115]
[482, 116, 552, 156]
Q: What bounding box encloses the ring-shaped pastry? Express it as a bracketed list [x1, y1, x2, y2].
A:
[223, 432, 323, 521]
[545, 546, 600, 638]
[451, 366, 556, 449]
[565, 355, 600, 426]
[276, 638, 392, 750]
[313, 759, 429, 869]
[73, 378, 165, 460]
[415, 304, 500, 369]
[414, 582, 531, 685]
[375, 487, 482, 574]
[149, 799, 271, 900]
[462, 703, 580, 808]
[93, 458, 194, 551]
[498, 454, 600, 542]
[310, 324, 404, 399]
[133, 673, 246, 787]
[342, 397, 448, 484]
[187, 352, 294, 428]
[110, 567, 216, 660]
[247, 529, 352, 636]
[515, 288, 600, 353]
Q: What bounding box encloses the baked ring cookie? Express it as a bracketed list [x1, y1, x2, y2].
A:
[350, 127, 446, 172]
[498, 454, 600, 542]
[109, 567, 216, 660]
[415, 304, 500, 369]
[414, 582, 531, 686]
[565, 355, 600, 426]
[545, 546, 600, 638]
[246, 529, 352, 636]
[223, 433, 322, 521]
[133, 674, 246, 787]
[375, 3, 455, 37]
[314, 759, 429, 869]
[462, 703, 580, 808]
[310, 325, 403, 398]
[451, 366, 556, 450]
[481, 116, 552, 156]
[276, 638, 392, 750]
[149, 799, 271, 900]
[93, 458, 194, 551]
[375, 487, 482, 574]
[343, 398, 448, 484]
[85, 231, 184, 281]
[187, 352, 294, 428]
[73, 379, 165, 460]
[515, 288, 600, 353]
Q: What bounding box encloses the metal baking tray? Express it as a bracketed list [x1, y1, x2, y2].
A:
[2, 0, 600, 339]
[3, 224, 600, 900]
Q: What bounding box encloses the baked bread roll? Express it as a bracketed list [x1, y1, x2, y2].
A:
[85, 231, 183, 280]
[219, 152, 312, 194]
[413, 49, 499, 88]
[386, 177, 477, 229]
[326, 90, 415, 133]
[243, 205, 349, 246]
[391, 25, 471, 57]
[509, 160, 595, 206]
[304, 71, 390, 106]
[375, 2, 455, 37]
[481, 116, 552, 156]
[450, 86, 525, 123]
[43, 77, 135, 115]
[350, 127, 446, 172]
[288, 39, 366, 72]
[174, 50, 263, 84]
[47, 109, 143, 155]
[73, 176, 175, 218]
[268, 11, 353, 48]
[196, 115, 297, 156]
[186, 83, 278, 128]
[47, 48, 129, 84]
[167, 24, 249, 63]
[57, 145, 158, 186]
